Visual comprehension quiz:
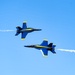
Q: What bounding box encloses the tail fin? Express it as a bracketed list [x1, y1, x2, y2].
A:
[15, 26, 22, 36]
[48, 43, 53, 47]
[48, 43, 56, 54]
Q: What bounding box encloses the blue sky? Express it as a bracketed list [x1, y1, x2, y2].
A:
[0, 0, 75, 75]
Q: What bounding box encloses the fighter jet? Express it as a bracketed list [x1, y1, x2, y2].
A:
[15, 21, 41, 40]
[24, 39, 56, 56]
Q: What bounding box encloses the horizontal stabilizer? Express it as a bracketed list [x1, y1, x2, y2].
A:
[15, 26, 22, 36]
[15, 32, 20, 36]
[51, 49, 56, 54]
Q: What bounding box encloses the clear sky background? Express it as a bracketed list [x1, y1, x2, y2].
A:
[0, 0, 75, 75]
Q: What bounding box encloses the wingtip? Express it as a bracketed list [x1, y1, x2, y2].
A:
[23, 21, 27, 23]
[21, 38, 25, 40]
[43, 55, 48, 57]
[43, 39, 48, 41]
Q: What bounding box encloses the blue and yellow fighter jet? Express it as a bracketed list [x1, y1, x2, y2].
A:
[15, 21, 41, 40]
[24, 39, 56, 56]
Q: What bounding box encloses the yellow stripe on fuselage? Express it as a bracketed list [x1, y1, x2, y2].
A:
[25, 29, 32, 31]
[35, 45, 48, 48]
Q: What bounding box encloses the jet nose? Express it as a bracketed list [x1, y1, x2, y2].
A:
[24, 45, 31, 47]
[34, 29, 42, 31]
[24, 45, 34, 48]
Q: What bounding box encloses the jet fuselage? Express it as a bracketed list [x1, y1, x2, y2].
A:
[25, 45, 52, 50]
[20, 28, 41, 33]
[24, 40, 56, 55]
[15, 22, 42, 39]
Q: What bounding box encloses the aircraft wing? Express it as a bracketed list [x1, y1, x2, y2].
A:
[22, 22, 27, 29]
[41, 48, 48, 56]
[40, 40, 48, 46]
[21, 32, 28, 40]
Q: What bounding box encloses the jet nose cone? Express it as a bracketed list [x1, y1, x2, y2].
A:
[34, 29, 42, 31]
[24, 45, 34, 48]
[24, 45, 30, 47]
